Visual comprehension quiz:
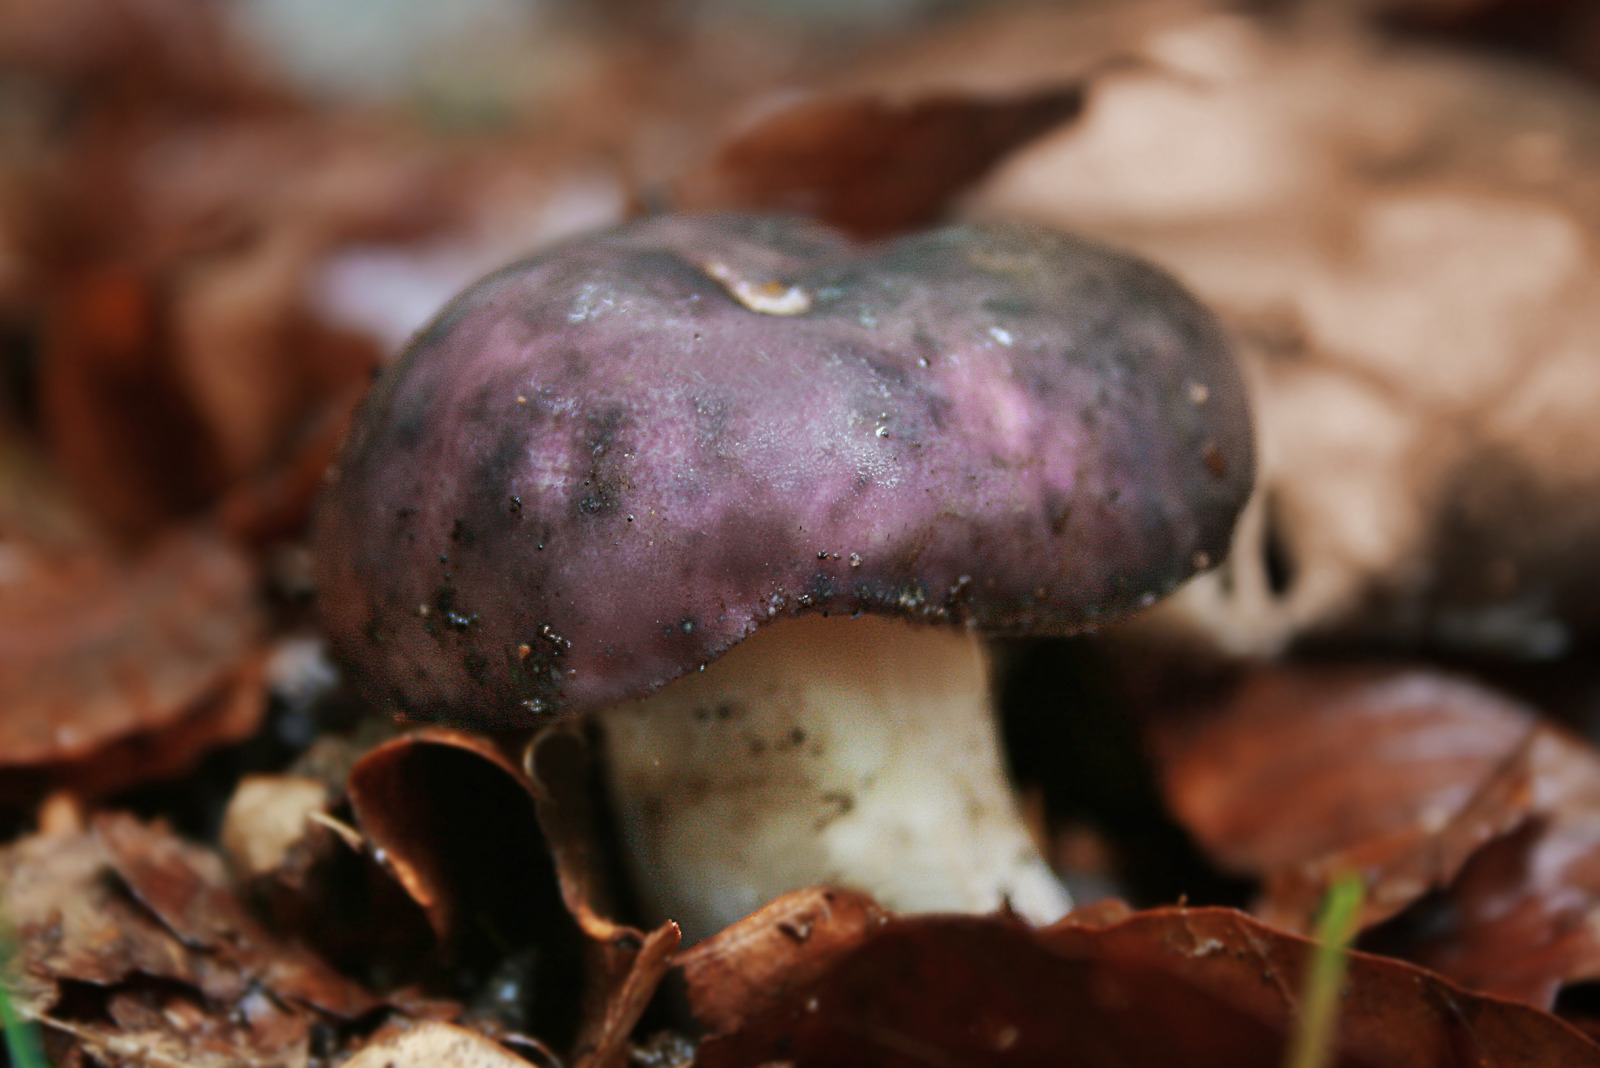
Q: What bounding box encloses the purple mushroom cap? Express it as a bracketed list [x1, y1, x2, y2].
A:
[315, 214, 1253, 728]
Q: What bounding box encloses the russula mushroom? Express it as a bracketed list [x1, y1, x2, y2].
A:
[314, 213, 1254, 941]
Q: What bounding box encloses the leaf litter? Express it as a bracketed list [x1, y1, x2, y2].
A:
[1154, 663, 1600, 1009]
[1, 811, 374, 1067]
[4, 0, 1600, 1063]
[680, 888, 1600, 1068]
[0, 523, 266, 804]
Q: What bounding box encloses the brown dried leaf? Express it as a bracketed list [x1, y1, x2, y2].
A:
[215, 772, 426, 1000]
[0, 525, 264, 799]
[1, 815, 385, 1068]
[170, 254, 381, 485]
[37, 268, 227, 535]
[141, 121, 449, 489]
[22, 96, 452, 535]
[1, 826, 209, 1015]
[1372, 0, 1600, 86]
[1361, 818, 1600, 1011]
[1356, 728, 1600, 1007]
[220, 774, 332, 882]
[38, 994, 308, 1068]
[0, 422, 97, 550]
[94, 810, 380, 1018]
[341, 1021, 534, 1068]
[678, 89, 1083, 238]
[4, 653, 269, 806]
[1152, 666, 1536, 888]
[346, 729, 566, 950]
[672, 0, 1229, 240]
[216, 723, 439, 984]
[1153, 664, 1600, 1007]
[677, 886, 887, 1035]
[216, 377, 370, 546]
[571, 922, 681, 1068]
[343, 727, 682, 1062]
[0, 0, 281, 140]
[525, 725, 630, 940]
[823, 0, 1202, 99]
[685, 894, 1600, 1067]
[525, 725, 682, 1068]
[345, 726, 599, 1051]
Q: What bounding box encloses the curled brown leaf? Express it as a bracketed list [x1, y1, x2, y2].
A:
[340, 1021, 537, 1068]
[346, 729, 571, 958]
[94, 810, 380, 1018]
[677, 885, 888, 1036]
[1153, 663, 1600, 1007]
[1152, 666, 1537, 891]
[525, 725, 682, 1068]
[1, 813, 382, 1067]
[678, 88, 1084, 238]
[682, 891, 1600, 1067]
[0, 526, 264, 802]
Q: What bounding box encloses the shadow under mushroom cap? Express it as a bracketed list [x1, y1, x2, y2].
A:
[314, 213, 1254, 729]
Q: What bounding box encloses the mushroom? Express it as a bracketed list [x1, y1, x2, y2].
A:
[314, 213, 1254, 941]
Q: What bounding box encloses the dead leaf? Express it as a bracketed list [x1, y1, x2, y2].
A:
[685, 893, 1600, 1067]
[570, 922, 681, 1068]
[1, 814, 382, 1067]
[340, 726, 683, 1063]
[1364, 813, 1600, 1011]
[0, 0, 281, 113]
[0, 525, 265, 801]
[94, 810, 380, 1018]
[346, 730, 565, 948]
[220, 774, 331, 882]
[4, 651, 268, 805]
[525, 724, 683, 1068]
[524, 725, 631, 940]
[0, 427, 93, 551]
[341, 1021, 535, 1068]
[35, 996, 307, 1068]
[30, 130, 432, 536]
[2, 825, 211, 1015]
[170, 249, 380, 485]
[678, 88, 1084, 238]
[37, 268, 228, 535]
[216, 376, 371, 546]
[1373, 0, 1600, 86]
[345, 728, 587, 1042]
[1153, 663, 1600, 1007]
[213, 768, 431, 990]
[677, 886, 887, 1035]
[1357, 728, 1600, 1007]
[1152, 666, 1537, 885]
[13, 49, 457, 536]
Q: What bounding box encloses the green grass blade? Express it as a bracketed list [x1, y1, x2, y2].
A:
[1284, 872, 1366, 1068]
[2, 916, 48, 1068]
[1, 982, 48, 1068]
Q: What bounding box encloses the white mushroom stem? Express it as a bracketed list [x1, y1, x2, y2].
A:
[596, 613, 1072, 943]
